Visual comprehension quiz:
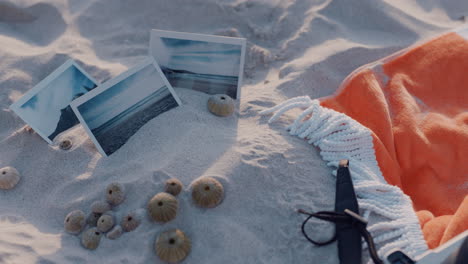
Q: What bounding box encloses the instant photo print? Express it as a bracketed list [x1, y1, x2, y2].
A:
[71, 58, 182, 156]
[10, 59, 99, 143]
[149, 29, 246, 100]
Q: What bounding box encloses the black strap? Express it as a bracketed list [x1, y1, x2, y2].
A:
[298, 209, 383, 264]
[335, 160, 362, 264]
[298, 210, 341, 246]
[298, 160, 383, 264]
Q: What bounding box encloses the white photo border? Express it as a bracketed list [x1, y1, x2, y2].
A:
[149, 29, 247, 100]
[70, 57, 182, 157]
[9, 59, 100, 144]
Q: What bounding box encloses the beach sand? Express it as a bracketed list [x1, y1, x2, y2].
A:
[0, 0, 467, 263]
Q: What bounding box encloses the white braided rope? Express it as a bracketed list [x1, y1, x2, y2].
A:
[260, 97, 428, 261]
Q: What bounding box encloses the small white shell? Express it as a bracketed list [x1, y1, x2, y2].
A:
[121, 210, 143, 232]
[0, 166, 20, 190]
[191, 177, 224, 208]
[97, 212, 114, 233]
[147, 192, 178, 223]
[207, 94, 235, 117]
[81, 227, 102, 250]
[106, 182, 125, 206]
[106, 225, 123, 240]
[155, 229, 191, 263]
[91, 201, 111, 214]
[164, 178, 183, 196]
[64, 210, 86, 235]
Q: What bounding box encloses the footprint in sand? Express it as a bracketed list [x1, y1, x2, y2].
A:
[0, 2, 66, 46]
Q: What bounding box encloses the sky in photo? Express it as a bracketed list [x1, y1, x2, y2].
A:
[78, 64, 165, 130]
[17, 65, 96, 137]
[151, 36, 241, 77]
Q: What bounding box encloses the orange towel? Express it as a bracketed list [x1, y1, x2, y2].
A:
[262, 27, 468, 258]
[320, 30, 468, 249]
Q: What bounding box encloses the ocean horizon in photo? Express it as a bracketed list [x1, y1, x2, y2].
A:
[162, 66, 238, 99]
[151, 35, 242, 98]
[75, 62, 177, 155]
[91, 86, 178, 155]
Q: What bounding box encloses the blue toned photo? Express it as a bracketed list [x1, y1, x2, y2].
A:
[10, 60, 98, 143]
[150, 30, 246, 99]
[71, 60, 181, 156]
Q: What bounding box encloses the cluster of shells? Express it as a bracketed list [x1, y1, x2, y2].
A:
[64, 175, 225, 262]
[64, 182, 144, 250]
[149, 176, 224, 263]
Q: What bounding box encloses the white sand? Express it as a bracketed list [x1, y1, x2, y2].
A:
[0, 0, 466, 263]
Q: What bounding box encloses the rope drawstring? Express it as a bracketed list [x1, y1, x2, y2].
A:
[298, 208, 384, 264]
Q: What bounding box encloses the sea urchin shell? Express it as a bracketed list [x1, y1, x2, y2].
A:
[121, 210, 143, 232]
[147, 192, 178, 223]
[81, 227, 102, 250]
[64, 210, 86, 235]
[106, 225, 123, 240]
[164, 178, 183, 196]
[155, 229, 191, 263]
[59, 139, 73, 150]
[106, 182, 125, 206]
[191, 177, 224, 208]
[97, 212, 114, 233]
[207, 94, 235, 117]
[0, 166, 20, 190]
[86, 212, 102, 227]
[91, 201, 111, 214]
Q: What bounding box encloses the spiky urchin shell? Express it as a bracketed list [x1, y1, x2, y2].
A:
[59, 139, 73, 150]
[106, 182, 125, 206]
[0, 166, 20, 190]
[121, 211, 142, 232]
[81, 227, 102, 250]
[106, 225, 123, 240]
[191, 177, 224, 208]
[147, 192, 178, 223]
[64, 210, 86, 235]
[207, 94, 235, 117]
[97, 213, 115, 233]
[91, 201, 111, 214]
[155, 229, 191, 263]
[164, 178, 183, 196]
[86, 212, 102, 227]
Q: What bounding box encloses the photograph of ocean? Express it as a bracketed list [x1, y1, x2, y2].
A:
[10, 61, 97, 143]
[151, 33, 243, 99]
[76, 63, 179, 156]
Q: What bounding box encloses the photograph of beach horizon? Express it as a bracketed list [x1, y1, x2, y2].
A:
[150, 31, 245, 99]
[73, 62, 180, 156]
[10, 60, 98, 143]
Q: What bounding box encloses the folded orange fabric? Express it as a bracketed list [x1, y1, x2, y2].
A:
[262, 27, 468, 258]
[320, 30, 468, 249]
